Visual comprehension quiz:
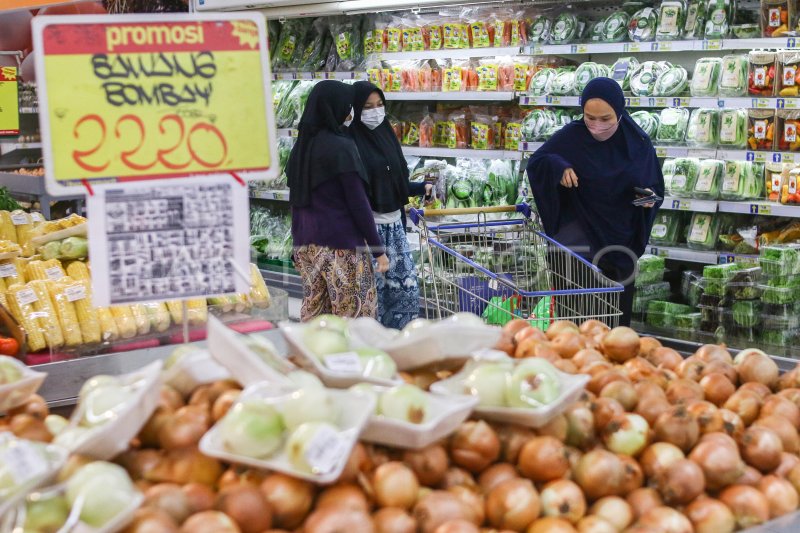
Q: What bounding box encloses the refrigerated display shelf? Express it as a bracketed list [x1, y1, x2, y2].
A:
[367, 46, 521, 62]
[660, 197, 719, 213]
[525, 36, 800, 56]
[520, 95, 800, 110]
[386, 91, 515, 101]
[401, 146, 523, 160]
[271, 71, 367, 81]
[646, 245, 757, 264]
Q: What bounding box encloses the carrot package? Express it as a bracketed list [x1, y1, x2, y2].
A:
[420, 114, 435, 148]
[777, 110, 800, 152]
[513, 59, 534, 92]
[762, 0, 791, 37]
[748, 110, 777, 152]
[505, 119, 524, 151]
[778, 51, 800, 97]
[464, 8, 492, 48]
[451, 111, 469, 149]
[434, 115, 457, 148]
[384, 63, 403, 92]
[386, 17, 403, 53]
[476, 60, 500, 92]
[422, 16, 444, 50]
[471, 114, 496, 150]
[443, 21, 468, 49]
[366, 62, 384, 90]
[400, 61, 420, 92]
[402, 116, 421, 146]
[401, 16, 425, 52]
[417, 61, 434, 92]
[748, 51, 777, 97]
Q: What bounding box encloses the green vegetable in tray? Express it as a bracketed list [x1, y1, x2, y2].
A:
[718, 55, 748, 97]
[637, 281, 671, 299]
[647, 300, 693, 329]
[551, 13, 580, 44]
[760, 277, 800, 305]
[763, 303, 800, 330]
[603, 11, 631, 42]
[528, 16, 553, 43]
[759, 244, 800, 277]
[649, 210, 685, 246]
[550, 69, 577, 96]
[575, 63, 604, 93]
[686, 108, 720, 147]
[683, 0, 707, 39]
[522, 109, 556, 141]
[691, 57, 722, 96]
[687, 212, 721, 250]
[611, 57, 640, 91]
[732, 300, 761, 327]
[589, 20, 606, 42]
[702, 262, 741, 298]
[761, 329, 798, 347]
[631, 111, 659, 137]
[654, 65, 689, 96]
[528, 68, 556, 96]
[629, 7, 659, 42]
[0, 187, 21, 212]
[639, 254, 666, 273]
[718, 109, 749, 148]
[630, 61, 669, 97]
[721, 160, 763, 200]
[657, 0, 688, 41]
[667, 157, 700, 196]
[656, 107, 691, 144]
[674, 312, 702, 330]
[692, 159, 724, 200]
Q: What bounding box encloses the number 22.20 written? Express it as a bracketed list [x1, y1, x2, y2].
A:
[71, 113, 228, 174]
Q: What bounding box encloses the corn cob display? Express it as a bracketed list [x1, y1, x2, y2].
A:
[0, 240, 21, 256]
[6, 284, 46, 352]
[142, 302, 171, 332]
[249, 263, 271, 308]
[28, 280, 65, 349]
[166, 299, 208, 327]
[65, 261, 119, 342]
[110, 306, 138, 339]
[0, 259, 25, 286]
[130, 304, 151, 336]
[65, 260, 90, 281]
[12, 211, 34, 252]
[0, 212, 18, 243]
[46, 279, 83, 347]
[63, 279, 101, 345]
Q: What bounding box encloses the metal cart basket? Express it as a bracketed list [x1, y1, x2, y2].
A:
[410, 205, 623, 328]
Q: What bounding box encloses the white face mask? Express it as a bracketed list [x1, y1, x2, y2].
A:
[361, 107, 386, 130]
[343, 106, 354, 128]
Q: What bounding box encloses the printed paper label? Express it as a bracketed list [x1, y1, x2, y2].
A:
[323, 352, 362, 374]
[785, 66, 797, 87]
[10, 213, 27, 226]
[770, 8, 782, 27]
[685, 4, 699, 32]
[720, 113, 737, 142]
[651, 224, 668, 238]
[660, 6, 680, 33]
[754, 67, 768, 88]
[15, 288, 38, 306]
[695, 167, 715, 192]
[64, 284, 87, 302]
[672, 174, 687, 189]
[0, 264, 16, 278]
[30, 212, 44, 223]
[45, 266, 63, 281]
[755, 120, 768, 140]
[721, 61, 742, 87]
[694, 64, 712, 88]
[723, 163, 741, 192]
[786, 123, 797, 143]
[304, 425, 349, 474]
[690, 216, 711, 242]
[790, 173, 799, 194]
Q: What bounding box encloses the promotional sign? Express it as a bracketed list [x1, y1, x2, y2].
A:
[32, 13, 278, 194]
[0, 67, 20, 136]
[86, 175, 250, 306]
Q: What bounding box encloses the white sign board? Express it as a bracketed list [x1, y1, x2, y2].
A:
[87, 175, 250, 306]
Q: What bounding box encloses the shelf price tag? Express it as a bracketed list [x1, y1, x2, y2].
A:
[719, 254, 736, 264]
[271, 191, 287, 201]
[750, 203, 772, 215]
[0, 66, 20, 137]
[32, 14, 277, 193]
[655, 147, 668, 157]
[655, 97, 668, 107]
[545, 96, 561, 105]
[650, 247, 669, 258]
[624, 43, 641, 52]
[784, 153, 796, 163]
[752, 98, 772, 109]
[651, 42, 671, 51]
[678, 200, 693, 211]
[704, 40, 723, 50]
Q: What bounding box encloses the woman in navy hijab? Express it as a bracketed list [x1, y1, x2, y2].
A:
[526, 77, 664, 326]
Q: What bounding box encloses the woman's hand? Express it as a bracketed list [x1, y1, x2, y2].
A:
[424, 183, 434, 196]
[560, 168, 579, 188]
[376, 254, 390, 273]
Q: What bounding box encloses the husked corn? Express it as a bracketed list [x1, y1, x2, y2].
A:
[28, 280, 65, 349]
[110, 306, 137, 339]
[0, 212, 17, 243]
[46, 279, 83, 347]
[6, 284, 46, 352]
[65, 279, 101, 345]
[12, 211, 34, 251]
[130, 304, 151, 336]
[142, 302, 171, 332]
[249, 263, 271, 308]
[97, 307, 119, 342]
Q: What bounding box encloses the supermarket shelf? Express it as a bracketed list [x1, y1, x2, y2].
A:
[367, 46, 521, 62]
[277, 128, 297, 138]
[653, 146, 717, 158]
[251, 190, 290, 202]
[521, 95, 800, 110]
[519, 141, 544, 152]
[271, 71, 367, 81]
[520, 95, 581, 107]
[386, 91, 515, 101]
[524, 37, 800, 56]
[647, 245, 720, 263]
[0, 173, 85, 219]
[718, 200, 800, 216]
[401, 146, 522, 160]
[661, 197, 718, 213]
[717, 148, 800, 163]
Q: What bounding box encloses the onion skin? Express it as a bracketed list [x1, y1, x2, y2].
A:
[636, 507, 693, 533]
[497, 424, 537, 464]
[339, 443, 370, 484]
[303, 509, 375, 533]
[753, 414, 800, 454]
[591, 398, 625, 432]
[539, 479, 586, 524]
[600, 381, 638, 411]
[316, 484, 370, 513]
[553, 332, 584, 358]
[634, 395, 671, 427]
[539, 414, 568, 442]
[485, 478, 541, 531]
[574, 449, 625, 501]
[619, 455, 644, 495]
[575, 515, 616, 533]
[601, 327, 640, 363]
[653, 405, 699, 453]
[573, 349, 605, 369]
[735, 465, 763, 487]
[259, 474, 314, 530]
[413, 491, 473, 533]
[736, 350, 779, 387]
[478, 463, 518, 494]
[719, 485, 771, 529]
[504, 319, 534, 339]
[645, 347, 682, 371]
[526, 517, 578, 533]
[565, 403, 597, 451]
[212, 389, 240, 422]
[685, 496, 735, 533]
[775, 452, 800, 478]
[440, 467, 478, 492]
[373, 462, 419, 510]
[695, 344, 733, 365]
[373, 508, 416, 533]
[688, 433, 745, 491]
[724, 389, 763, 425]
[587, 370, 629, 397]
[655, 459, 705, 505]
[638, 336, 662, 358]
[179, 511, 241, 533]
[449, 421, 500, 473]
[518, 436, 569, 482]
[626, 488, 663, 521]
[758, 475, 799, 518]
[182, 483, 215, 514]
[403, 445, 448, 487]
[718, 408, 746, 440]
[740, 426, 784, 473]
[761, 395, 800, 429]
[447, 486, 484, 526]
[686, 401, 725, 435]
[144, 483, 191, 524]
[215, 485, 272, 533]
[547, 321, 580, 340]
[788, 463, 800, 496]
[699, 374, 735, 407]
[589, 496, 632, 531]
[665, 379, 704, 405]
[433, 520, 480, 533]
[125, 508, 179, 533]
[601, 413, 649, 457]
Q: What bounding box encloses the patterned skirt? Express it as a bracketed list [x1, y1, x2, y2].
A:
[294, 245, 377, 322]
[373, 221, 419, 329]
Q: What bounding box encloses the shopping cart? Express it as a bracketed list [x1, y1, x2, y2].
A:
[409, 204, 623, 328]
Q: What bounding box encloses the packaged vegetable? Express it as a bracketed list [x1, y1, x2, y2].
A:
[647, 301, 693, 329]
[401, 18, 425, 53]
[630, 61, 669, 97]
[668, 157, 701, 195]
[424, 17, 444, 50]
[466, 10, 491, 48]
[776, 110, 800, 152]
[704, 0, 733, 38]
[650, 211, 686, 245]
[687, 212, 721, 250]
[674, 312, 702, 340]
[691, 57, 722, 96]
[760, 244, 800, 276]
[765, 163, 788, 202]
[762, 302, 800, 330]
[748, 51, 777, 97]
[762, 0, 791, 37]
[718, 54, 749, 96]
[443, 21, 468, 49]
[760, 277, 800, 305]
[470, 115, 496, 150]
[299, 18, 329, 72]
[272, 19, 312, 70]
[725, 266, 763, 300]
[631, 111, 659, 137]
[550, 13, 580, 44]
[781, 167, 800, 205]
[747, 110, 776, 151]
[331, 16, 364, 71]
[603, 11, 631, 42]
[513, 60, 534, 92]
[654, 65, 689, 96]
[575, 62, 604, 93]
[611, 57, 640, 91]
[657, 0, 688, 40]
[633, 282, 672, 320]
[550, 68, 577, 96]
[724, 300, 762, 329]
[528, 68, 556, 96]
[683, 0, 707, 38]
[692, 159, 724, 199]
[386, 20, 402, 52]
[686, 108, 719, 147]
[629, 7, 659, 41]
[702, 262, 742, 298]
[528, 16, 552, 43]
[476, 61, 499, 92]
[778, 51, 800, 97]
[682, 270, 704, 307]
[522, 109, 556, 141]
[718, 108, 748, 148]
[656, 107, 691, 144]
[504, 121, 523, 150]
[721, 161, 764, 200]
[589, 20, 605, 42]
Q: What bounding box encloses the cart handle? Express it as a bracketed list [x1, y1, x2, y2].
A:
[409, 203, 532, 225]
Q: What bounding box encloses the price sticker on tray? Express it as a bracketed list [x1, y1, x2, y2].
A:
[323, 352, 362, 374]
[304, 425, 349, 474]
[0, 263, 17, 278]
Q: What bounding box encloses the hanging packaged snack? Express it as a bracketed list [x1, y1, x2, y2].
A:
[513, 59, 533, 92]
[386, 17, 402, 52]
[654, 64, 689, 96]
[400, 62, 420, 92]
[470, 115, 496, 150]
[687, 213, 722, 251]
[686, 108, 720, 147]
[528, 15, 553, 43]
[704, 0, 734, 39]
[777, 51, 800, 97]
[718, 109, 749, 148]
[550, 68, 577, 96]
[717, 54, 749, 96]
[464, 8, 491, 48]
[603, 11, 632, 42]
[748, 51, 777, 96]
[747, 109, 776, 151]
[631, 111, 659, 137]
[401, 17, 425, 52]
[628, 7, 659, 41]
[693, 159, 725, 199]
[656, 107, 691, 144]
[764, 163, 788, 201]
[656, 0, 688, 40]
[630, 61, 670, 97]
[667, 157, 701, 196]
[384, 63, 403, 92]
[683, 0, 707, 38]
[690, 57, 722, 96]
[762, 0, 791, 37]
[452, 111, 469, 149]
[550, 13, 581, 44]
[721, 161, 764, 200]
[372, 16, 387, 54]
[776, 110, 800, 152]
[781, 168, 800, 204]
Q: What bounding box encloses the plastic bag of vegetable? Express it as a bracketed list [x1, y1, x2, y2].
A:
[686, 108, 720, 147]
[656, 0, 688, 40]
[528, 68, 556, 96]
[692, 159, 724, 200]
[628, 7, 659, 41]
[611, 57, 640, 91]
[656, 107, 691, 144]
[650, 210, 686, 245]
[528, 15, 553, 43]
[721, 161, 764, 200]
[717, 54, 748, 96]
[550, 13, 581, 44]
[667, 157, 701, 196]
[718, 108, 748, 148]
[691, 57, 722, 96]
[603, 11, 631, 42]
[299, 18, 331, 72]
[704, 0, 734, 39]
[575, 62, 604, 93]
[330, 16, 364, 71]
[630, 61, 670, 96]
[631, 111, 659, 138]
[654, 65, 689, 96]
[683, 0, 707, 38]
[550, 68, 577, 96]
[273, 19, 312, 71]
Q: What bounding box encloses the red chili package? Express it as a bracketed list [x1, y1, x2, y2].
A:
[748, 51, 777, 97]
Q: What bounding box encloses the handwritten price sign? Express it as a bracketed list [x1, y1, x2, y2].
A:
[32, 14, 277, 194]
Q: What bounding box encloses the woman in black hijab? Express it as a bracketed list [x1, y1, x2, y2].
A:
[349, 81, 430, 329]
[526, 77, 664, 327]
[288, 80, 389, 321]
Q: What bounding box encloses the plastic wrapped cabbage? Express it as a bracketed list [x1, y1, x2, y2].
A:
[528, 68, 556, 96]
[718, 55, 748, 97]
[611, 57, 640, 91]
[550, 13, 581, 44]
[692, 159, 724, 199]
[603, 11, 631, 42]
[656, 107, 691, 144]
[686, 108, 720, 147]
[631, 111, 659, 138]
[721, 161, 764, 200]
[656, 0, 688, 40]
[667, 157, 701, 196]
[630, 61, 669, 96]
[575, 63, 604, 93]
[628, 7, 659, 41]
[654, 65, 689, 96]
[687, 212, 721, 250]
[718, 108, 748, 148]
[550, 69, 577, 96]
[691, 57, 722, 96]
[528, 16, 553, 43]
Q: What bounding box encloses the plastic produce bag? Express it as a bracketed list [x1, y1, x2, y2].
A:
[686, 108, 720, 147]
[765, 163, 789, 201]
[550, 68, 577, 96]
[748, 51, 777, 97]
[589, 20, 605, 42]
[331, 16, 364, 71]
[513, 59, 534, 92]
[693, 159, 724, 199]
[522, 109, 556, 141]
[443, 20, 468, 49]
[528, 15, 553, 43]
[668, 157, 701, 196]
[630, 61, 669, 97]
[465, 9, 491, 48]
[629, 7, 659, 41]
[656, 0, 688, 40]
[718, 54, 748, 96]
[611, 57, 640, 91]
[273, 19, 312, 70]
[747, 110, 776, 151]
[654, 65, 689, 96]
[650, 210, 686, 245]
[781, 168, 800, 204]
[718, 108, 748, 148]
[528, 68, 556, 96]
[691, 57, 722, 96]
[777, 51, 800, 97]
[574, 62, 603, 93]
[687, 213, 722, 250]
[704, 0, 734, 38]
[656, 107, 691, 144]
[487, 159, 517, 206]
[476, 59, 500, 92]
[470, 115, 496, 150]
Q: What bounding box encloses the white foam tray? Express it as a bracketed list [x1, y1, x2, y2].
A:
[0, 357, 47, 414]
[162, 347, 231, 396]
